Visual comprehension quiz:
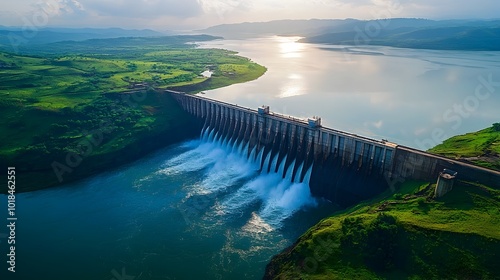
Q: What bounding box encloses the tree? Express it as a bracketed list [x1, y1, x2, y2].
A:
[493, 123, 500, 132]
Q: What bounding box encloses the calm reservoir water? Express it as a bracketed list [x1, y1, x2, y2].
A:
[2, 37, 500, 279]
[198, 36, 500, 148]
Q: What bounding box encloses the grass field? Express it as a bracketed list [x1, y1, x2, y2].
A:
[265, 180, 500, 279]
[0, 35, 267, 192]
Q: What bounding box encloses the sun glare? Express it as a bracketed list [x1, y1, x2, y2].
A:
[277, 36, 304, 58]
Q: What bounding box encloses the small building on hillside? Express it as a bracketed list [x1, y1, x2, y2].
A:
[434, 169, 457, 198]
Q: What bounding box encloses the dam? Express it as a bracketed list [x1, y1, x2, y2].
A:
[168, 90, 500, 206]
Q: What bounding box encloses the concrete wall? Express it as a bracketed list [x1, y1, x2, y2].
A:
[391, 146, 500, 189]
[169, 90, 500, 206]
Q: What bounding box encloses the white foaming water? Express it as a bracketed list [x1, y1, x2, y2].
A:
[158, 140, 223, 175]
[293, 162, 304, 183]
[159, 140, 257, 195]
[170, 127, 318, 230]
[242, 212, 274, 234]
[194, 151, 257, 195]
[239, 169, 317, 229]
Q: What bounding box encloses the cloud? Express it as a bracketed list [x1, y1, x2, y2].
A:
[197, 0, 246, 18]
[365, 120, 384, 129]
[373, 120, 383, 129]
[372, 0, 500, 19]
[0, 0, 88, 27]
[80, 0, 202, 18]
[1, 0, 500, 29]
[34, 0, 86, 17]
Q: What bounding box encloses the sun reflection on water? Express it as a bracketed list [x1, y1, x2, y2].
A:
[278, 73, 306, 98]
[277, 36, 304, 58]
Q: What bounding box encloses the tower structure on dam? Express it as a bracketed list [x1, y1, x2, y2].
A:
[167, 90, 500, 207]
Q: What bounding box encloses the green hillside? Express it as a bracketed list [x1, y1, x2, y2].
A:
[264, 180, 500, 279]
[0, 35, 266, 193]
[429, 124, 500, 171]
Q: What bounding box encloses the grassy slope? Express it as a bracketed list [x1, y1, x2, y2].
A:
[0, 36, 267, 192]
[428, 125, 500, 171]
[265, 180, 500, 279]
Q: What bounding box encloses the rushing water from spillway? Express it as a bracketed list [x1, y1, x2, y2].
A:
[2, 130, 334, 280]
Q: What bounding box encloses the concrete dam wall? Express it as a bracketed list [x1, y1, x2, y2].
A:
[168, 90, 500, 207]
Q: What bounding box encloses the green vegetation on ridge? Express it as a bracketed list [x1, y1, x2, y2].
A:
[264, 180, 500, 279]
[429, 124, 500, 171]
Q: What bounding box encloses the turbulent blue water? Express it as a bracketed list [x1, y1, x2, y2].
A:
[1, 129, 334, 280]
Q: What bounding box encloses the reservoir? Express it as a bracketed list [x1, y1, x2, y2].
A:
[197, 36, 500, 148]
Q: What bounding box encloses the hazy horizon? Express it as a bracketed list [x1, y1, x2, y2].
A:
[1, 0, 499, 31]
[1, 17, 500, 34]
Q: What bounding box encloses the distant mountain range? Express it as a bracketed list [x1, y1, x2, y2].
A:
[0, 27, 167, 52]
[200, 18, 500, 50]
[1, 19, 499, 52]
[198, 19, 356, 38]
[301, 25, 500, 51]
[0, 34, 222, 56]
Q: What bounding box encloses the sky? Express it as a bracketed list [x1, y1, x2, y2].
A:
[0, 0, 499, 31]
